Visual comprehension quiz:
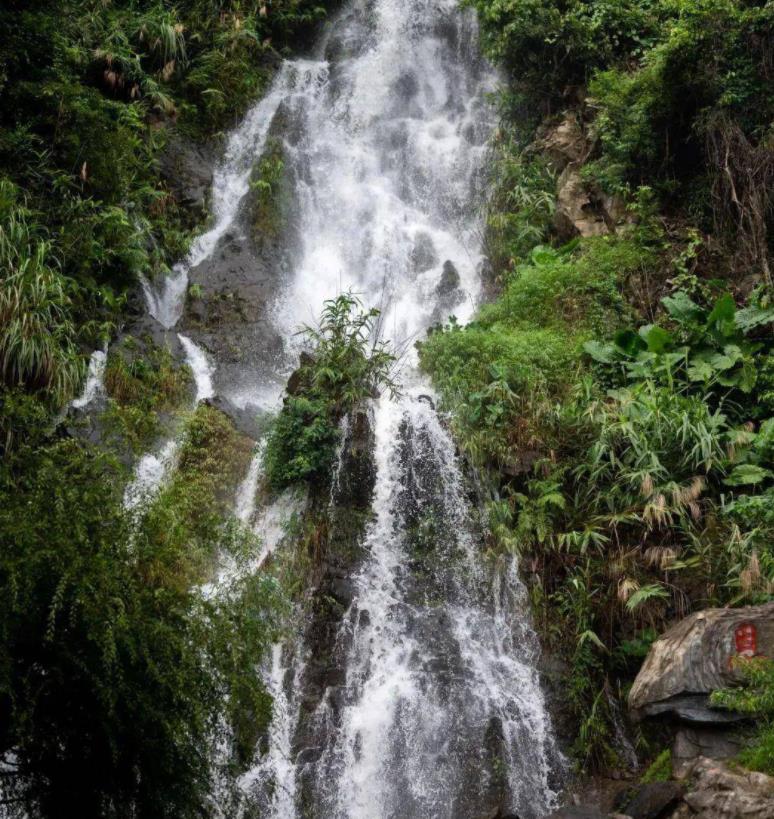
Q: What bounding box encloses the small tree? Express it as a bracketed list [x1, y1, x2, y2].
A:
[264, 293, 397, 489]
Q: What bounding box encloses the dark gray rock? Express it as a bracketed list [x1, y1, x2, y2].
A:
[619, 782, 683, 819]
[158, 135, 217, 215]
[544, 808, 607, 819]
[394, 70, 419, 102]
[411, 232, 439, 273]
[640, 694, 747, 725]
[673, 726, 748, 774]
[438, 260, 461, 296]
[205, 395, 266, 441]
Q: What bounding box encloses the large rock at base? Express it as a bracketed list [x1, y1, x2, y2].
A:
[628, 603, 774, 717]
[679, 757, 774, 819]
[672, 727, 748, 775]
[619, 782, 684, 819]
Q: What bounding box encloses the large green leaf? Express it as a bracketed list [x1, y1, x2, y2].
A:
[724, 464, 772, 487]
[663, 291, 704, 323]
[706, 293, 737, 338]
[736, 305, 774, 332]
[584, 340, 619, 364]
[639, 324, 673, 354]
[614, 328, 647, 357]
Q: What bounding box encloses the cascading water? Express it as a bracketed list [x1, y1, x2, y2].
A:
[291, 393, 561, 818]
[215, 1, 564, 817]
[72, 348, 107, 410]
[136, 0, 563, 815]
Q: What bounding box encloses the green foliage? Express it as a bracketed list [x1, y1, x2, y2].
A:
[103, 337, 193, 452]
[485, 137, 555, 274]
[250, 138, 287, 239]
[713, 658, 774, 774]
[141, 403, 258, 582]
[0, 0, 337, 447]
[265, 293, 397, 489]
[0, 180, 84, 404]
[0, 434, 282, 818]
[464, 0, 661, 113]
[640, 749, 672, 783]
[420, 236, 650, 467]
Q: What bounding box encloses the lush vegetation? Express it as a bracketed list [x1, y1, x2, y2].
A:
[0, 3, 337, 815]
[713, 658, 774, 774]
[422, 0, 774, 771]
[0, 0, 335, 426]
[0, 424, 283, 817]
[265, 293, 397, 489]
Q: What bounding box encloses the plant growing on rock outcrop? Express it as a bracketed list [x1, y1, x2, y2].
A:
[265, 293, 397, 489]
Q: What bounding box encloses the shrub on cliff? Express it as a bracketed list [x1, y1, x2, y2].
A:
[265, 293, 397, 490]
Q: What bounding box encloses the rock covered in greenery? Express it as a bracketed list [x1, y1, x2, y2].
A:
[629, 604, 774, 716]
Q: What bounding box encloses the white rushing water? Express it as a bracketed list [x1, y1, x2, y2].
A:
[223, 1, 563, 817]
[142, 59, 330, 329]
[178, 334, 215, 402]
[123, 438, 180, 511]
[72, 348, 107, 409]
[134, 0, 562, 814]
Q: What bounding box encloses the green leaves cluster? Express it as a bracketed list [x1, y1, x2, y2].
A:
[712, 658, 774, 774]
[0, 426, 281, 817]
[265, 293, 397, 490]
[585, 290, 773, 398]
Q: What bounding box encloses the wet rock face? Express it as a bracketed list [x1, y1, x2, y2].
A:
[293, 407, 377, 809]
[178, 132, 302, 398]
[628, 603, 774, 717]
[158, 135, 218, 216]
[411, 231, 439, 273]
[438, 259, 461, 296]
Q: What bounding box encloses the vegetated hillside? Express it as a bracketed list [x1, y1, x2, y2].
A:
[420, 0, 774, 772]
[0, 3, 335, 817]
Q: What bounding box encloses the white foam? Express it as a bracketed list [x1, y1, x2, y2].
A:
[178, 334, 215, 403]
[72, 348, 107, 409]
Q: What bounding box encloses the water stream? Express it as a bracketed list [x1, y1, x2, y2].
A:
[141, 0, 563, 815]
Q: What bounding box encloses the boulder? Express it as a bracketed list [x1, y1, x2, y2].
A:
[628, 603, 774, 718]
[619, 782, 684, 819]
[554, 166, 619, 240]
[636, 694, 747, 726]
[534, 113, 588, 174]
[680, 757, 774, 819]
[672, 727, 747, 775]
[411, 231, 439, 273]
[437, 260, 461, 296]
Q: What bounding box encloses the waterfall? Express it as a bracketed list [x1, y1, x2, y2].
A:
[237, 1, 563, 814]
[289, 394, 561, 818]
[72, 348, 107, 410]
[141, 60, 328, 329]
[137, 0, 563, 814]
[178, 334, 215, 402]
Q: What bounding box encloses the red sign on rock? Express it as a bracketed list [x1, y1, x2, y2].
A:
[735, 623, 757, 658]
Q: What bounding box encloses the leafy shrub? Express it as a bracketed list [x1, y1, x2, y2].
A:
[265, 293, 396, 489]
[0, 436, 281, 817]
[713, 658, 774, 774]
[0, 180, 83, 403]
